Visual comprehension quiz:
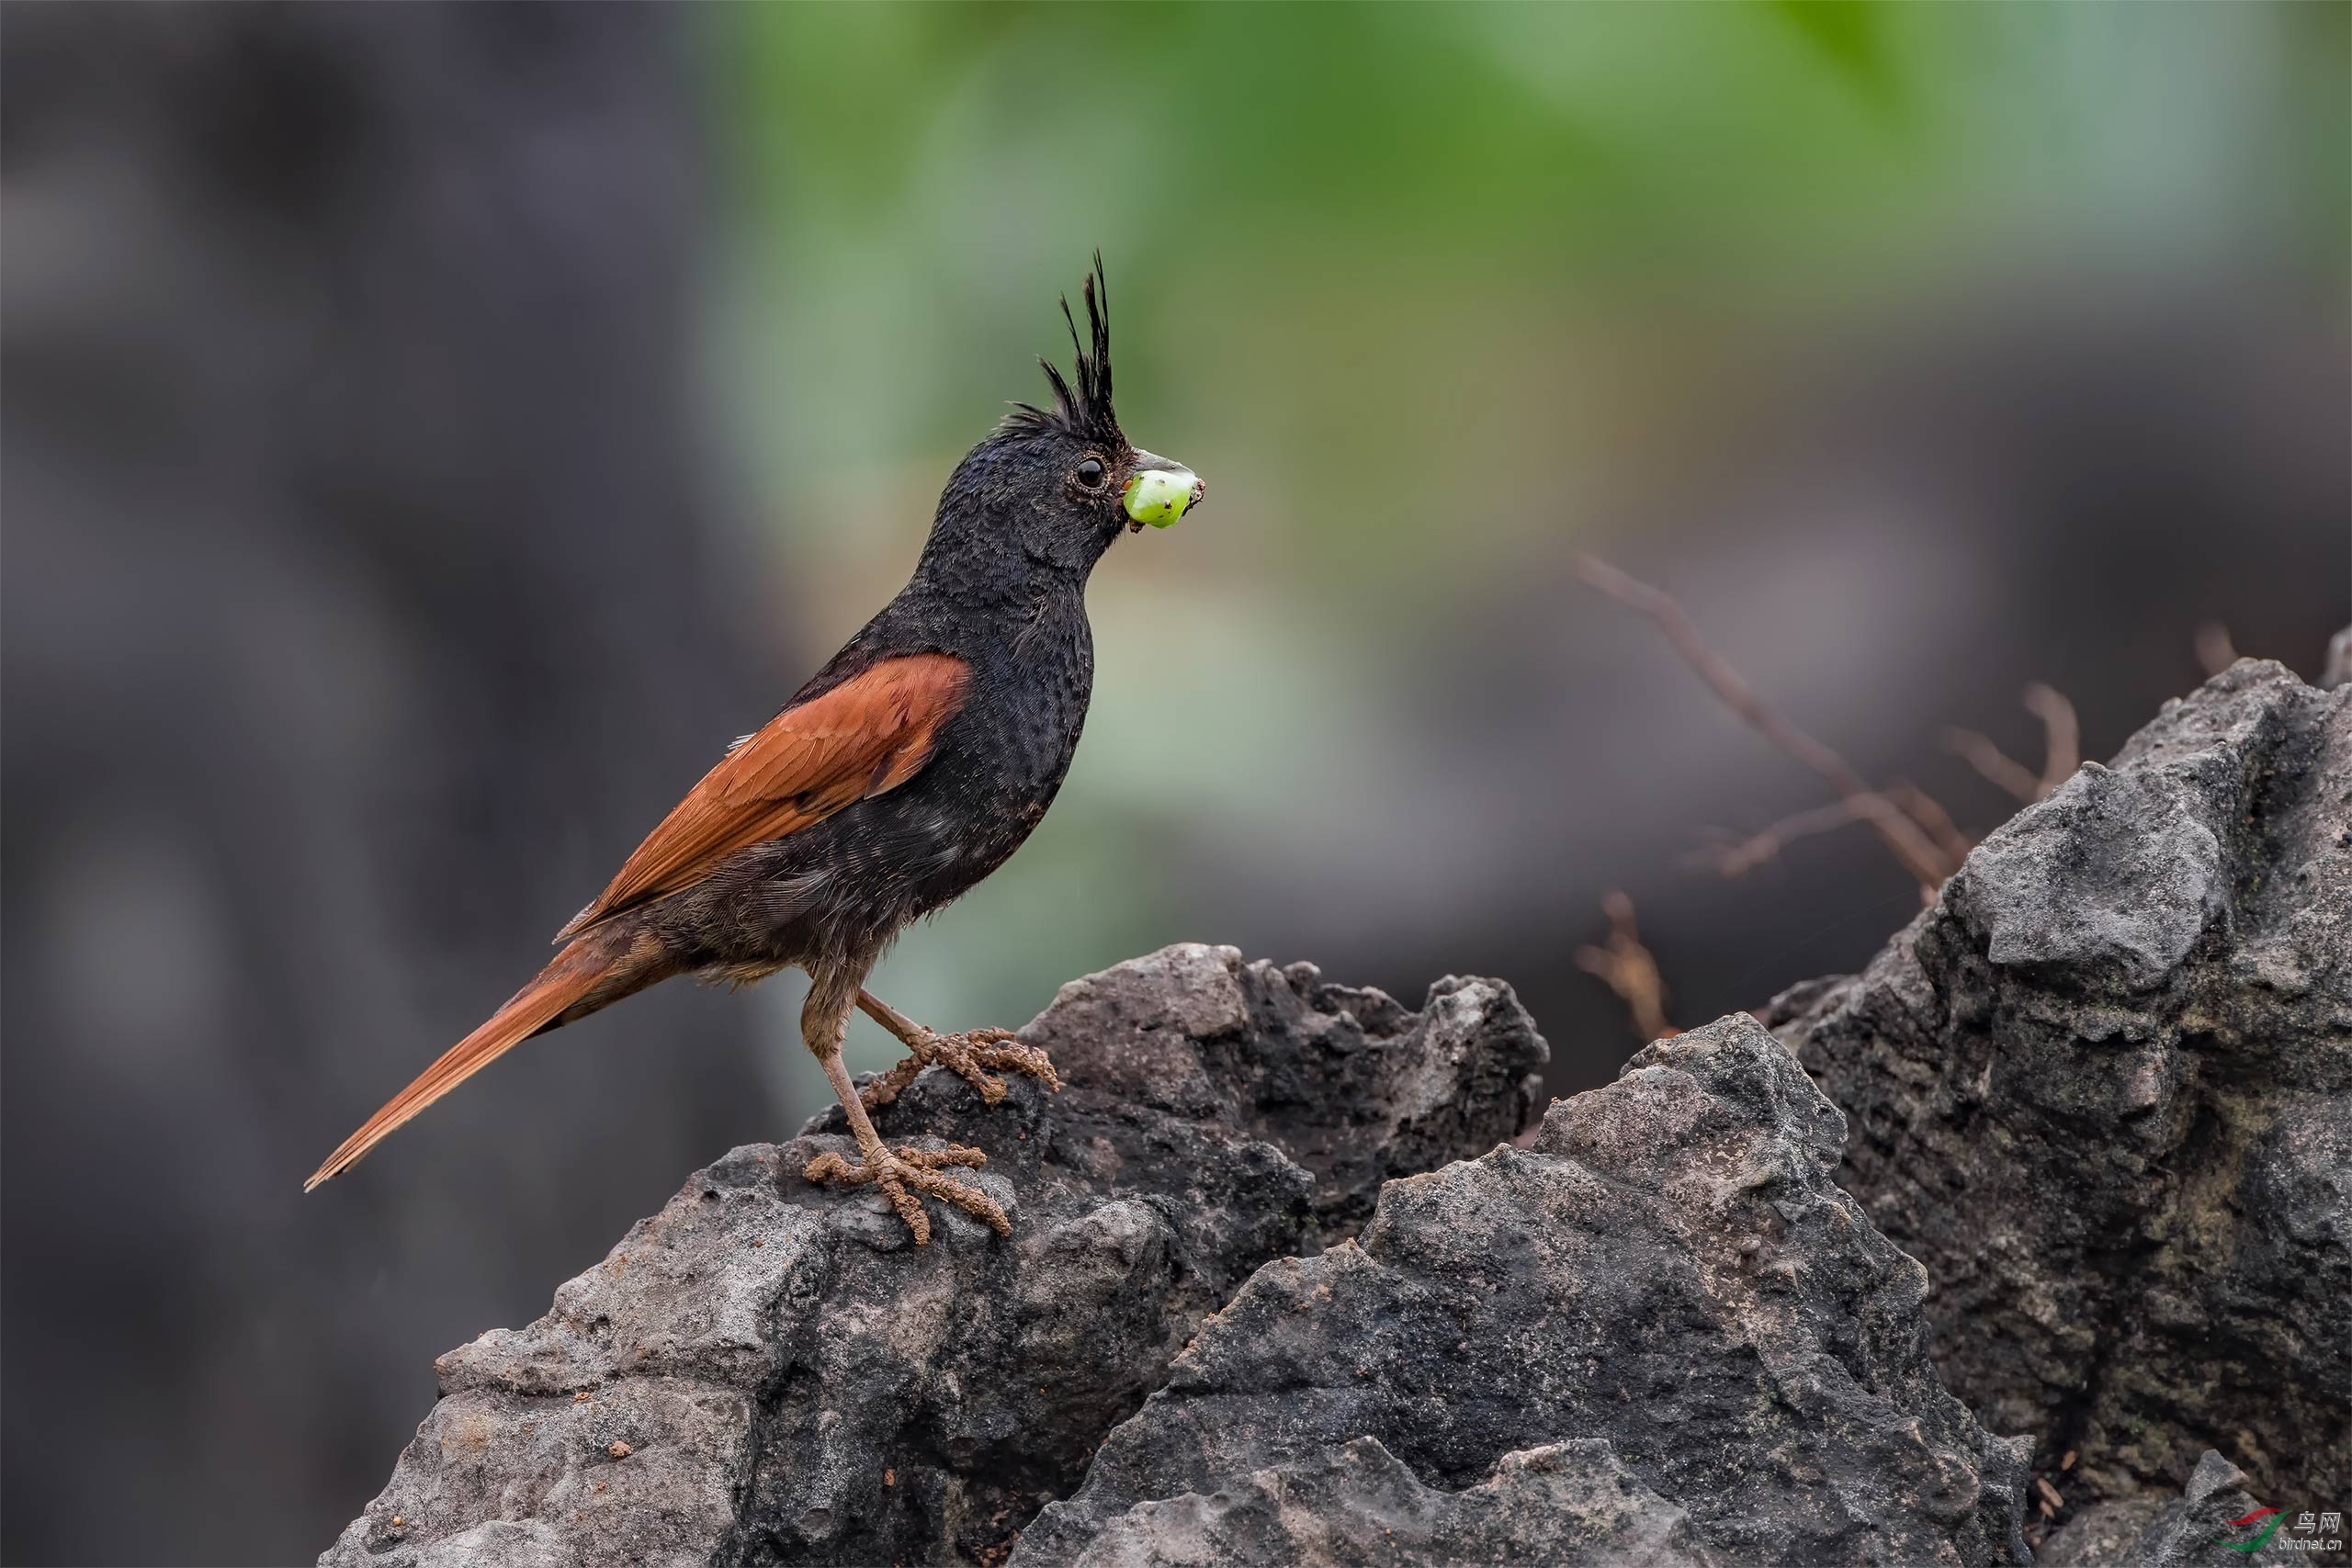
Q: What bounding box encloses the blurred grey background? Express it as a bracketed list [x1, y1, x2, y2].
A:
[2, 4, 2345, 1563]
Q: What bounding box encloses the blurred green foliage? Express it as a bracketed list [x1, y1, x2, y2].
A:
[694, 2, 2346, 1087]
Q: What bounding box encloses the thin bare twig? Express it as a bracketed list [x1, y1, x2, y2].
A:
[2024, 682, 2077, 795]
[1690, 799, 1871, 878]
[1942, 727, 2043, 804]
[1693, 786, 1960, 889]
[1943, 682, 2078, 804]
[1576, 891, 1677, 1043]
[2194, 622, 2237, 680]
[1887, 783, 1974, 870]
[1573, 554, 1959, 891]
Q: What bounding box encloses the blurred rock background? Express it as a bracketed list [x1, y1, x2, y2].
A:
[1, 4, 2343, 1563]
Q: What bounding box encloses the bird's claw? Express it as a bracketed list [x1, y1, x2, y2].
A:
[804, 1142, 1007, 1245]
[860, 1026, 1061, 1111]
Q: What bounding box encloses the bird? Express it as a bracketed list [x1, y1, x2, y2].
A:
[306, 256, 1202, 1244]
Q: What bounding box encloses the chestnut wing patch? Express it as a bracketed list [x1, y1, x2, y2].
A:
[556, 652, 970, 940]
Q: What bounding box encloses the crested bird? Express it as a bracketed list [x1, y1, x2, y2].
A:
[307, 257, 1202, 1243]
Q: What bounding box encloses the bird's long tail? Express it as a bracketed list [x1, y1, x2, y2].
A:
[304, 925, 668, 1191]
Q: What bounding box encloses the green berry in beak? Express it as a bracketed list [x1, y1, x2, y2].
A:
[1123, 456, 1202, 529]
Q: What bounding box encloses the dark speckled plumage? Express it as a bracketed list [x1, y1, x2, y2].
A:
[650, 459, 1114, 986]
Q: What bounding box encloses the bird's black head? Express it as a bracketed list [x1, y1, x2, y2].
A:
[919, 255, 1202, 587]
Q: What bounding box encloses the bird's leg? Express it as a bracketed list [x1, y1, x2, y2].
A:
[854, 987, 1060, 1111]
[798, 964, 1008, 1245]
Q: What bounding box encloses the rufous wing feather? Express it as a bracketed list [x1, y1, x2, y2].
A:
[555, 652, 970, 941]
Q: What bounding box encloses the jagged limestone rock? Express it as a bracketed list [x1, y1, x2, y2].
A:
[1018, 1015, 2031, 1568]
[320, 945, 1547, 1567]
[1770, 660, 2350, 1512]
[1058, 1437, 1722, 1568]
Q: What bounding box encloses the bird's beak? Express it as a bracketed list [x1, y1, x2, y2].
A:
[1123, 451, 1204, 532]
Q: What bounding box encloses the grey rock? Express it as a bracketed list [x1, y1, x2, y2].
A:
[1064, 1437, 1721, 1568]
[2324, 626, 2350, 689]
[320, 944, 1547, 1568]
[1770, 660, 2351, 1509]
[2039, 1450, 2288, 1566]
[1017, 1015, 2031, 1568]
[1961, 761, 2226, 990]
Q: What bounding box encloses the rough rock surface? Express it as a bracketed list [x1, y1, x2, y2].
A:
[321, 944, 1547, 1568]
[2037, 1450, 2285, 1567]
[1770, 660, 2350, 1512]
[1019, 1015, 2031, 1568]
[1059, 1437, 1723, 1568]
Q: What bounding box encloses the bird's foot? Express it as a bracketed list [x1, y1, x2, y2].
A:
[803, 1142, 1008, 1246]
[860, 1026, 1060, 1111]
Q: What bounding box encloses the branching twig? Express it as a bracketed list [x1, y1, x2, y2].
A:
[1690, 799, 1870, 878]
[1573, 555, 1959, 893]
[1887, 782, 1974, 870]
[1576, 891, 1677, 1043]
[1942, 682, 2079, 804]
[1695, 783, 1969, 884]
[1941, 727, 2043, 804]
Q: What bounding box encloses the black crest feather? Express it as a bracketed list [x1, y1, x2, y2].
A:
[1004, 252, 1121, 446]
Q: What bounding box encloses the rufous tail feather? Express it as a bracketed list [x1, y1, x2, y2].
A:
[304, 930, 654, 1190]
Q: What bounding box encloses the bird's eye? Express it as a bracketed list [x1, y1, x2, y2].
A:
[1076, 458, 1106, 489]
